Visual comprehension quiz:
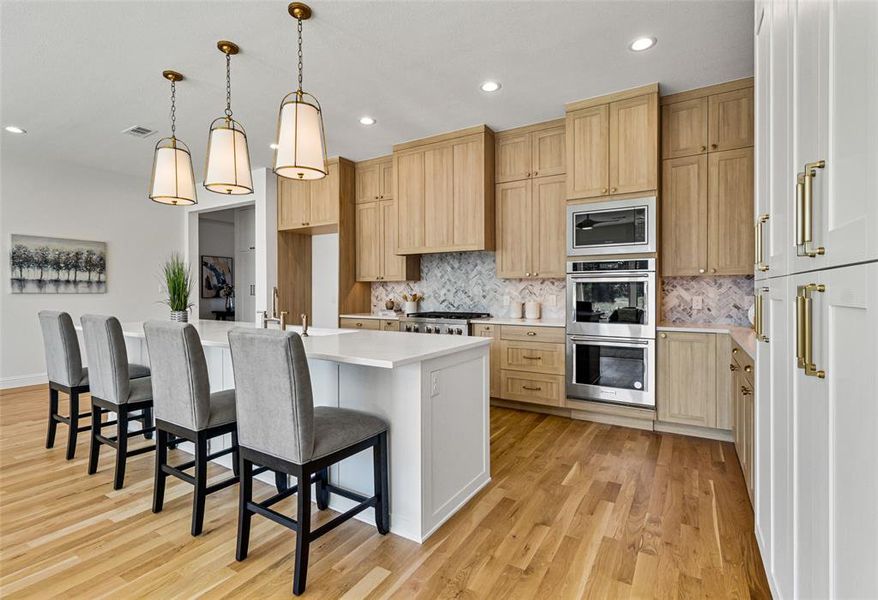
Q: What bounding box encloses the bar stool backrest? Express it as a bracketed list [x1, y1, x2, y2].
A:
[228, 328, 315, 464]
[81, 314, 131, 405]
[38, 310, 84, 388]
[143, 320, 211, 431]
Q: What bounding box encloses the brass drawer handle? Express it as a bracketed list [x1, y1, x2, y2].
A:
[355, 322, 363, 327]
[522, 355, 541, 360]
[740, 385, 752, 396]
[522, 386, 542, 391]
[729, 364, 738, 371]
[526, 331, 537, 336]
[796, 283, 826, 378]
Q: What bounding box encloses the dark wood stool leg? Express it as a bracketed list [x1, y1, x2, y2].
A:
[65, 389, 80, 460]
[153, 428, 168, 513]
[293, 468, 312, 596]
[46, 387, 59, 449]
[191, 435, 208, 536]
[275, 471, 289, 493]
[231, 430, 240, 478]
[113, 408, 129, 490]
[88, 406, 102, 474]
[374, 432, 390, 534]
[316, 468, 329, 510]
[141, 407, 154, 440]
[235, 457, 253, 561]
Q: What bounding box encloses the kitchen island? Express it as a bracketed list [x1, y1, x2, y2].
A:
[96, 320, 491, 543]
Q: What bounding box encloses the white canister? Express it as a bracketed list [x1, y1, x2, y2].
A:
[525, 301, 542, 320]
[404, 301, 419, 315]
[508, 301, 523, 319]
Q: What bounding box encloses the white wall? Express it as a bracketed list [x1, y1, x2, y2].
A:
[0, 154, 185, 387]
[312, 233, 339, 328]
[197, 217, 235, 319]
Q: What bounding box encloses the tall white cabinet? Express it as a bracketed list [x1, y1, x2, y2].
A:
[754, 1, 878, 598]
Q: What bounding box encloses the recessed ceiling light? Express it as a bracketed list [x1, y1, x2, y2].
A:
[480, 81, 501, 93]
[629, 37, 657, 52]
[359, 116, 376, 126]
[4, 125, 27, 134]
[269, 143, 279, 150]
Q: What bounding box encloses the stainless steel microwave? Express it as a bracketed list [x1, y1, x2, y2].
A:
[567, 196, 657, 256]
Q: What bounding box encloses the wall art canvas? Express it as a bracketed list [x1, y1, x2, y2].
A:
[9, 234, 107, 294]
[201, 255, 233, 299]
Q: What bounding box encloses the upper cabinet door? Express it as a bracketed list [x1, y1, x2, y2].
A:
[708, 148, 755, 275]
[709, 88, 754, 152]
[423, 144, 454, 250]
[662, 155, 709, 276]
[566, 104, 609, 200]
[495, 132, 531, 183]
[609, 94, 658, 195]
[495, 180, 532, 278]
[395, 151, 426, 252]
[277, 178, 310, 229]
[531, 175, 566, 278]
[378, 160, 394, 200]
[531, 126, 566, 178]
[452, 136, 485, 248]
[355, 201, 380, 281]
[355, 164, 379, 203]
[379, 199, 408, 281]
[308, 162, 338, 226]
[662, 98, 708, 158]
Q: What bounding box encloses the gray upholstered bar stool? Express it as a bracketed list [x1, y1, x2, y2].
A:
[81, 314, 156, 489]
[228, 328, 390, 596]
[38, 310, 150, 460]
[143, 320, 241, 536]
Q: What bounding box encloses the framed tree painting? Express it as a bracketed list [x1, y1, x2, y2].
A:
[201, 255, 233, 299]
[9, 234, 107, 294]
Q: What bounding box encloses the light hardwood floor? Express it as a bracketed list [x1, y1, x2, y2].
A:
[0, 385, 770, 599]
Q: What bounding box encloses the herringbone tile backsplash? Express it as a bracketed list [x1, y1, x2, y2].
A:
[370, 251, 754, 326]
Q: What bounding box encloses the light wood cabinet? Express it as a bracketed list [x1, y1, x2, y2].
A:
[708, 148, 755, 275]
[495, 175, 565, 279]
[709, 88, 754, 152]
[355, 199, 418, 282]
[661, 82, 754, 277]
[355, 163, 379, 204]
[731, 341, 754, 503]
[657, 331, 718, 427]
[394, 125, 494, 254]
[472, 323, 500, 398]
[499, 340, 564, 375]
[277, 159, 340, 231]
[565, 85, 658, 201]
[500, 370, 565, 407]
[661, 155, 708, 276]
[379, 319, 399, 332]
[378, 160, 393, 201]
[339, 317, 380, 330]
[495, 122, 565, 183]
[662, 97, 708, 158]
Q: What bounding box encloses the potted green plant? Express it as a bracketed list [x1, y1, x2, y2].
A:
[161, 253, 194, 322]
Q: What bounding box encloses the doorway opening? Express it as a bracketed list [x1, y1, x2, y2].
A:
[197, 206, 256, 322]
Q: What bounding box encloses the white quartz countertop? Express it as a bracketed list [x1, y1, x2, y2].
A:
[469, 317, 566, 327]
[339, 313, 399, 320]
[657, 322, 756, 358]
[99, 320, 489, 369]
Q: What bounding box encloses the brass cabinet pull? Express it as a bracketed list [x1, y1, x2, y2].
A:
[755, 213, 770, 271]
[740, 385, 752, 396]
[522, 355, 541, 360]
[356, 322, 363, 327]
[730, 363, 738, 371]
[522, 386, 542, 391]
[796, 161, 826, 258]
[526, 331, 537, 336]
[795, 283, 826, 378]
[755, 287, 769, 343]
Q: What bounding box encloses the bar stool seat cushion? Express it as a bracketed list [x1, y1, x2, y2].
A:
[207, 389, 237, 427]
[311, 406, 388, 462]
[127, 376, 154, 404]
[78, 364, 150, 388]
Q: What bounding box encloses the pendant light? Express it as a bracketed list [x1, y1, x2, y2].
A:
[149, 71, 197, 205]
[204, 41, 253, 195]
[273, 2, 327, 181]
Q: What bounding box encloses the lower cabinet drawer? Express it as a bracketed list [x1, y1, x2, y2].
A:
[380, 319, 400, 331]
[339, 318, 380, 330]
[500, 370, 565, 407]
[499, 340, 565, 375]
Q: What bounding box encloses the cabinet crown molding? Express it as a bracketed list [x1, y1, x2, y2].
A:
[660, 77, 754, 105]
[565, 82, 659, 112]
[393, 124, 494, 152]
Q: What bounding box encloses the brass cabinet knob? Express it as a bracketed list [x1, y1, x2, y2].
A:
[711, 268, 717, 273]
[356, 322, 363, 327]
[534, 171, 539, 176]
[744, 365, 753, 373]
[711, 143, 718, 150]
[525, 272, 531, 277]
[526, 172, 532, 178]
[729, 363, 738, 371]
[700, 145, 706, 152]
[699, 268, 706, 274]
[602, 187, 608, 193]
[610, 187, 617, 193]
[660, 333, 667, 338]
[375, 195, 379, 199]
[732, 348, 739, 354]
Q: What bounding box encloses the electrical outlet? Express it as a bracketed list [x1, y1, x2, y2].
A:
[692, 296, 704, 310]
[431, 372, 440, 396]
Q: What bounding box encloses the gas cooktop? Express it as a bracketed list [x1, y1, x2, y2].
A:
[402, 311, 491, 320]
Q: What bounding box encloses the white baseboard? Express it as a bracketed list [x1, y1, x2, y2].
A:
[0, 372, 47, 390]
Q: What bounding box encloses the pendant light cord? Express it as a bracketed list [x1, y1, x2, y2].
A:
[170, 79, 177, 138]
[296, 16, 304, 94]
[225, 52, 233, 118]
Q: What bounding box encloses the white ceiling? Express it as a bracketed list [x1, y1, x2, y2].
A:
[1, 0, 754, 185]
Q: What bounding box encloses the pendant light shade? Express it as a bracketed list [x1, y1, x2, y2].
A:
[273, 3, 327, 181]
[149, 70, 197, 206]
[204, 41, 253, 195]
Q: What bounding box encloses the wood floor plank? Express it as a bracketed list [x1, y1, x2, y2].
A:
[0, 385, 769, 598]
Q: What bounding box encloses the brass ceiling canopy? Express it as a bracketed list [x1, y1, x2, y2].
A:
[288, 2, 312, 20]
[162, 70, 184, 82]
[217, 40, 240, 55]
